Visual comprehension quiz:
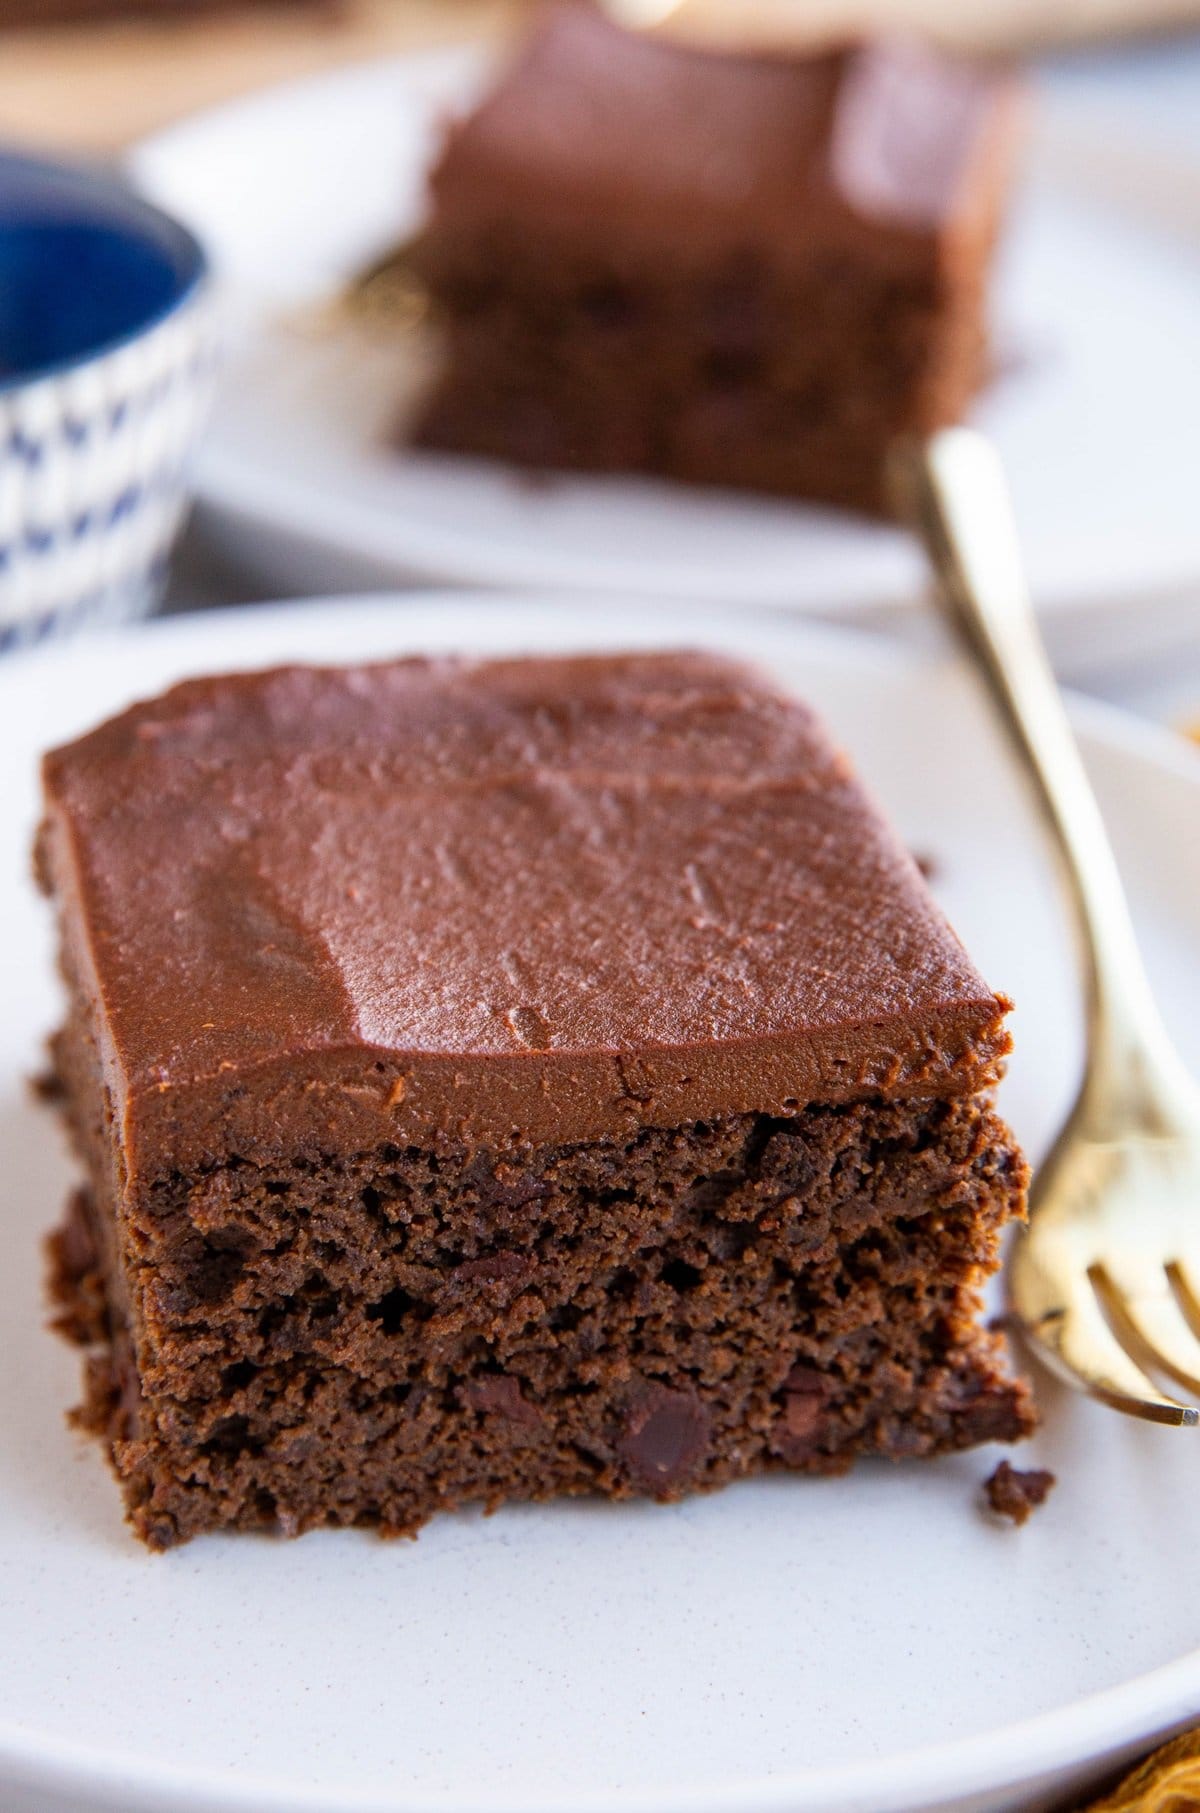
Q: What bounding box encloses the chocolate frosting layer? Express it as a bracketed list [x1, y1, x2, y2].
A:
[40, 650, 1011, 1177]
[427, 4, 1021, 276]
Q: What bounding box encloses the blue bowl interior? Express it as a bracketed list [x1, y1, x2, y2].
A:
[0, 150, 207, 387]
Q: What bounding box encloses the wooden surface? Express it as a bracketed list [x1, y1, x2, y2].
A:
[0, 2, 520, 154]
[0, 0, 1198, 157]
[640, 0, 1200, 51]
[1081, 1729, 1200, 1812]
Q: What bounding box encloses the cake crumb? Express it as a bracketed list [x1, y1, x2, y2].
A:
[984, 1460, 1056, 1526]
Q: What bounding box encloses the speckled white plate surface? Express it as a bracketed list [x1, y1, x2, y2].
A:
[2, 597, 1200, 1813]
[126, 50, 1200, 655]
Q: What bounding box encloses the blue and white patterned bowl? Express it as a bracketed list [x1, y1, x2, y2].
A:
[0, 149, 216, 651]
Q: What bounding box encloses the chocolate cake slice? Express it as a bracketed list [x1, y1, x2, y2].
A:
[39, 648, 1034, 1548]
[411, 3, 1021, 514]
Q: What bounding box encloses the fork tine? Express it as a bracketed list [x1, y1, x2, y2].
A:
[1166, 1261, 1200, 1345]
[1018, 1281, 1199, 1426]
[1090, 1262, 1200, 1398]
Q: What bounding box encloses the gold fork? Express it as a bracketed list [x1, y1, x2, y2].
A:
[895, 429, 1200, 1426]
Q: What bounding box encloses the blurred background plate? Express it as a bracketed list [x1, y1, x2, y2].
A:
[3, 596, 1200, 1813]
[127, 47, 1200, 660]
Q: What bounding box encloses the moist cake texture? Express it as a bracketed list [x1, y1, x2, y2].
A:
[40, 648, 1034, 1546]
[411, 3, 1022, 514]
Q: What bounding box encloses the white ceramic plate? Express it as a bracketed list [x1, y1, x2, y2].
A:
[127, 51, 1200, 650]
[3, 597, 1200, 1813]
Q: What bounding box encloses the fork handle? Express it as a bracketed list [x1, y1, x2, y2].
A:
[895, 429, 1181, 1114]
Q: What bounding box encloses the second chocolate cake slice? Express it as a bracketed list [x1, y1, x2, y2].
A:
[411, 3, 1022, 513]
[41, 648, 1034, 1547]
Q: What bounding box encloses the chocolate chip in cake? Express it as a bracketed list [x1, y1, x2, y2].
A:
[770, 1365, 829, 1465]
[618, 1382, 710, 1491]
[463, 1373, 542, 1428]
